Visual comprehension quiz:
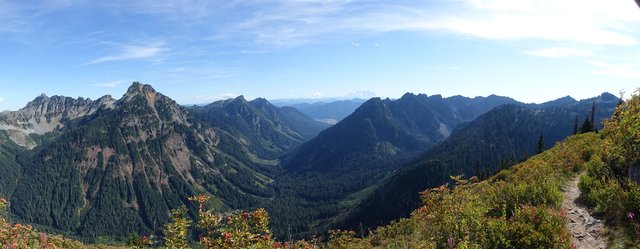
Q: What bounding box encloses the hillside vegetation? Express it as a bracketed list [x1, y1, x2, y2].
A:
[1, 91, 638, 248]
[0, 134, 600, 248]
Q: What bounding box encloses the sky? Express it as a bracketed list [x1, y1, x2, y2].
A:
[0, 0, 639, 111]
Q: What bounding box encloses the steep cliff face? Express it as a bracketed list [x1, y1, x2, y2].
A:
[0, 93, 115, 148]
[7, 82, 276, 238]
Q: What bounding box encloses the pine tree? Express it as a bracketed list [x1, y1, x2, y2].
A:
[536, 135, 544, 154]
[591, 102, 597, 133]
[580, 117, 593, 134]
[573, 115, 579, 135]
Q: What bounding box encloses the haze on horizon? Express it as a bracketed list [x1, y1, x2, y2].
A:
[0, 0, 638, 111]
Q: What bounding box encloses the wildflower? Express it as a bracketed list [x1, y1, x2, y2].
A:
[261, 234, 270, 241]
[447, 237, 454, 246]
[241, 212, 249, 219]
[628, 211, 635, 220]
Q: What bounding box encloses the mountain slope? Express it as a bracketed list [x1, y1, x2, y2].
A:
[336, 94, 619, 230]
[188, 96, 327, 160]
[7, 83, 277, 238]
[282, 93, 517, 172]
[268, 93, 519, 237]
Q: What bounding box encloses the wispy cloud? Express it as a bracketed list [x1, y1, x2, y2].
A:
[88, 41, 168, 65]
[92, 80, 127, 88]
[307, 91, 324, 98]
[525, 48, 593, 58]
[195, 93, 240, 102]
[208, 0, 639, 47]
[421, 0, 639, 46]
[0, 0, 73, 34]
[3, 0, 639, 49]
[347, 90, 376, 99]
[0, 97, 5, 102]
[591, 62, 640, 79]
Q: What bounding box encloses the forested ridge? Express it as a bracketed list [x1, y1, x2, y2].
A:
[1, 90, 638, 248]
[0, 82, 629, 246]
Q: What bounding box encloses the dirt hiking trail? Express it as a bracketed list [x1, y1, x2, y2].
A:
[562, 176, 607, 249]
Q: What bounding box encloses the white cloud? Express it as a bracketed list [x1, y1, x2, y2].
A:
[348, 90, 375, 99]
[92, 80, 127, 88]
[412, 0, 639, 46]
[307, 91, 324, 98]
[221, 93, 240, 99]
[0, 0, 73, 34]
[13, 0, 632, 50]
[216, 0, 639, 47]
[351, 42, 360, 46]
[591, 62, 640, 79]
[525, 48, 593, 58]
[3, 0, 639, 49]
[88, 41, 167, 65]
[195, 93, 240, 102]
[0, 97, 4, 102]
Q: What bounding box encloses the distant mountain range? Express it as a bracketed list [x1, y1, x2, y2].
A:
[268, 93, 524, 236]
[281, 93, 521, 172]
[0, 81, 620, 241]
[277, 99, 367, 124]
[334, 93, 620, 230]
[188, 96, 328, 160]
[0, 82, 324, 239]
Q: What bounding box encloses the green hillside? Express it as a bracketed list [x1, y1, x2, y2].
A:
[1, 90, 636, 248]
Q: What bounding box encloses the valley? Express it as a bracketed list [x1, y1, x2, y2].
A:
[0, 82, 625, 245]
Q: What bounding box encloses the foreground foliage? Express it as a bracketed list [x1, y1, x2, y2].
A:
[0, 198, 93, 248]
[0, 135, 602, 248]
[579, 90, 640, 246]
[3, 92, 639, 247]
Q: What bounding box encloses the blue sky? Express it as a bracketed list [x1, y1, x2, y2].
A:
[0, 0, 639, 111]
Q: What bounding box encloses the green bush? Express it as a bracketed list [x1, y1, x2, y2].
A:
[578, 90, 640, 242]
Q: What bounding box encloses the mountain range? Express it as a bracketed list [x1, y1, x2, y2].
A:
[0, 82, 620, 241]
[0, 83, 324, 238]
[278, 99, 367, 124]
[334, 93, 620, 230]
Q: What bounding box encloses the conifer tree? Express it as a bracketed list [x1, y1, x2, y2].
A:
[591, 102, 597, 133]
[580, 116, 593, 133]
[536, 135, 544, 154]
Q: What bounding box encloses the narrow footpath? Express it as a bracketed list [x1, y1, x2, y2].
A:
[561, 176, 607, 249]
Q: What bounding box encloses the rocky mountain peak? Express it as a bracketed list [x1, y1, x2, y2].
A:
[116, 82, 190, 131]
[599, 92, 618, 102]
[121, 82, 160, 105]
[23, 93, 50, 109]
[250, 98, 273, 109]
[0, 93, 116, 148]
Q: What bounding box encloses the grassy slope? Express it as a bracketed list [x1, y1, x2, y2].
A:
[0, 133, 610, 248]
[5, 93, 640, 247]
[327, 133, 600, 248]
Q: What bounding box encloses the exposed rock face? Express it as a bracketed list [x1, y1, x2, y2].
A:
[8, 82, 276, 238]
[0, 93, 115, 148]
